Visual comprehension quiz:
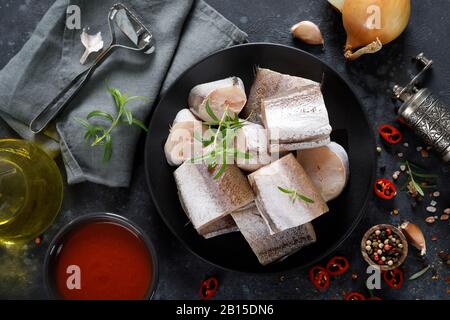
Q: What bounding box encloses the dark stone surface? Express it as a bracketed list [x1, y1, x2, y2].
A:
[0, 0, 448, 300]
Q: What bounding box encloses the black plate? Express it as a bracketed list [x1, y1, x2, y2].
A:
[145, 43, 376, 273]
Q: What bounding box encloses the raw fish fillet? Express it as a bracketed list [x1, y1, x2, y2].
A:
[243, 67, 318, 123]
[261, 87, 332, 152]
[164, 109, 205, 166]
[201, 215, 239, 239]
[188, 77, 247, 122]
[232, 204, 316, 265]
[235, 121, 272, 172]
[174, 162, 255, 236]
[297, 142, 349, 201]
[248, 154, 328, 234]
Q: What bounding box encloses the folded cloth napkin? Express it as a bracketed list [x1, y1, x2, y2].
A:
[0, 0, 247, 187]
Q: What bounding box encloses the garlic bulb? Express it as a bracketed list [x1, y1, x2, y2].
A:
[400, 221, 426, 256]
[328, 0, 411, 60]
[80, 29, 104, 65]
[291, 21, 324, 45]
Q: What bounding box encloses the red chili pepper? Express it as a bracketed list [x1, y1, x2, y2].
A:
[199, 277, 219, 300]
[374, 178, 397, 200]
[378, 124, 403, 144]
[345, 292, 366, 300]
[383, 268, 404, 289]
[309, 266, 330, 290]
[326, 256, 350, 276]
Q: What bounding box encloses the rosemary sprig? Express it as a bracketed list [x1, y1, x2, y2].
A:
[277, 186, 315, 204]
[400, 160, 438, 197]
[191, 100, 251, 179]
[409, 265, 430, 281]
[76, 86, 148, 162]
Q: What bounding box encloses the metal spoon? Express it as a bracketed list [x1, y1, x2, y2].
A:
[30, 3, 155, 134]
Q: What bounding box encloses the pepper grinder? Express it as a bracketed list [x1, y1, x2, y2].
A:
[393, 53, 450, 162]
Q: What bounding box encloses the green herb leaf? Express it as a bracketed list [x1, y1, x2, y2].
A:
[298, 194, 315, 204]
[277, 186, 315, 204]
[77, 86, 149, 163]
[213, 163, 227, 180]
[131, 118, 148, 132]
[205, 100, 219, 122]
[124, 108, 133, 125]
[75, 117, 92, 129]
[409, 265, 430, 281]
[87, 110, 114, 122]
[412, 180, 425, 197]
[277, 186, 292, 194]
[103, 134, 112, 162]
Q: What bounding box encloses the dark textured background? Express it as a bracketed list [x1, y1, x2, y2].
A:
[0, 0, 448, 300]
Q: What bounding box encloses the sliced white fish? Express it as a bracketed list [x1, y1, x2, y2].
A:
[188, 77, 247, 122]
[248, 154, 329, 234]
[173, 108, 199, 125]
[235, 121, 272, 172]
[174, 162, 255, 236]
[201, 215, 239, 239]
[261, 87, 332, 152]
[271, 136, 331, 153]
[232, 204, 316, 265]
[297, 142, 349, 201]
[164, 109, 205, 166]
[243, 67, 318, 123]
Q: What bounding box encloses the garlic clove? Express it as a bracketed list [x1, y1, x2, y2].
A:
[291, 21, 324, 46]
[400, 221, 426, 256]
[327, 0, 345, 13]
[80, 29, 104, 65]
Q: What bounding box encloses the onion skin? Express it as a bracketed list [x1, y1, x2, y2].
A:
[401, 221, 426, 256]
[342, 0, 411, 60]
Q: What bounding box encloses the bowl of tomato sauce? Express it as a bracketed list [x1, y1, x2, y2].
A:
[44, 213, 158, 300]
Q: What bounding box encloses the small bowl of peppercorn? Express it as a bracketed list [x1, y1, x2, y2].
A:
[361, 224, 408, 271]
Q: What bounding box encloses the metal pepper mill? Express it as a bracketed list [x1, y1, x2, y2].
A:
[393, 53, 450, 162]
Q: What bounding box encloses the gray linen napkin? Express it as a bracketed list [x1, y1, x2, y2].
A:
[0, 0, 247, 187]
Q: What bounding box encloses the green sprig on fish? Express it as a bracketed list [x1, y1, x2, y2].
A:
[190, 100, 251, 179]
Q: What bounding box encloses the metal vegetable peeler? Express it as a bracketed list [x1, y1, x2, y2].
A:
[393, 53, 450, 162]
[30, 3, 155, 134]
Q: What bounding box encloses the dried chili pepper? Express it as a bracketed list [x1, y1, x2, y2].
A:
[345, 292, 366, 300]
[326, 256, 350, 276]
[378, 124, 402, 144]
[383, 268, 404, 289]
[309, 266, 330, 290]
[374, 178, 397, 200]
[199, 277, 219, 300]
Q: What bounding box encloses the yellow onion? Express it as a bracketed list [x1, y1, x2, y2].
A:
[329, 0, 411, 60]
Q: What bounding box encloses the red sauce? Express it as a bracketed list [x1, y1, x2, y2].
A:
[54, 221, 153, 300]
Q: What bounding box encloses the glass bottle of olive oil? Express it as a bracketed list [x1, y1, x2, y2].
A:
[0, 139, 63, 244]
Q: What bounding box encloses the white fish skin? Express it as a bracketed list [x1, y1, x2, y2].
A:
[297, 142, 349, 201]
[236, 121, 272, 172]
[173, 108, 199, 125]
[174, 162, 255, 235]
[261, 87, 332, 149]
[201, 215, 239, 239]
[164, 109, 205, 166]
[188, 77, 247, 122]
[232, 204, 316, 265]
[270, 136, 331, 153]
[244, 67, 319, 123]
[248, 154, 329, 234]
